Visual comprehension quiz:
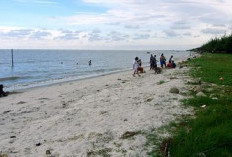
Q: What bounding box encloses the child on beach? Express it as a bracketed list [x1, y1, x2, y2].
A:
[133, 57, 140, 77]
[137, 59, 145, 73]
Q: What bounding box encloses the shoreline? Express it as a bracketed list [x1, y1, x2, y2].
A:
[0, 56, 193, 156]
[4, 55, 189, 93]
[6, 67, 135, 93]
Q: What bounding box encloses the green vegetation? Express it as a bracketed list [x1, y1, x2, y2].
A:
[87, 148, 112, 157]
[190, 53, 232, 85]
[169, 53, 232, 157]
[157, 80, 166, 85]
[192, 34, 232, 53]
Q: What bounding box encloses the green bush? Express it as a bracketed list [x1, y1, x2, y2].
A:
[192, 34, 232, 54]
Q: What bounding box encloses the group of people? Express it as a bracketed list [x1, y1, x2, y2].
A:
[149, 54, 158, 70]
[133, 53, 176, 76]
[150, 53, 176, 69]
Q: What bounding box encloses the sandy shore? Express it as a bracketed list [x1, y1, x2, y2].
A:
[0, 59, 193, 156]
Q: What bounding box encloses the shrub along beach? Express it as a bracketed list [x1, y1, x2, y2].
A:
[192, 34, 232, 54]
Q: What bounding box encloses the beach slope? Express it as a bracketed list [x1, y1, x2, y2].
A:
[0, 66, 192, 156]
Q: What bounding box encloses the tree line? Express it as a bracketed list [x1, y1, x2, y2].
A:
[191, 34, 232, 53]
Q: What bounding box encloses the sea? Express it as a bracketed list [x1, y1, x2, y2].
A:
[0, 49, 190, 91]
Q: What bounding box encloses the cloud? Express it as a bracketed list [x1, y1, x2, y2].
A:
[194, 35, 200, 38]
[0, 28, 56, 40]
[108, 31, 128, 41]
[88, 34, 103, 41]
[212, 24, 227, 27]
[1, 0, 232, 49]
[60, 0, 173, 27]
[92, 29, 101, 34]
[201, 28, 226, 34]
[170, 20, 191, 30]
[124, 25, 140, 29]
[133, 34, 150, 40]
[57, 30, 81, 40]
[61, 13, 110, 25]
[0, 29, 33, 38]
[199, 13, 231, 26]
[106, 22, 120, 26]
[229, 26, 232, 31]
[88, 30, 104, 41]
[163, 30, 178, 37]
[30, 31, 52, 39]
[183, 32, 192, 36]
[171, 25, 191, 30]
[59, 0, 231, 40]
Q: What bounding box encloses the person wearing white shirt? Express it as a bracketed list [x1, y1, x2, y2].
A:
[133, 57, 140, 77]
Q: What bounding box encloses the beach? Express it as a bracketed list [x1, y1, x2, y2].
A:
[0, 59, 193, 156]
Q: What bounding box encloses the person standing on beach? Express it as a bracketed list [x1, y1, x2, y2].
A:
[150, 54, 154, 70]
[160, 53, 166, 68]
[154, 55, 157, 68]
[133, 57, 140, 77]
[89, 60, 91, 66]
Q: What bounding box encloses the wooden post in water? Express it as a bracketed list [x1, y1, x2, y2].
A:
[11, 49, 14, 67]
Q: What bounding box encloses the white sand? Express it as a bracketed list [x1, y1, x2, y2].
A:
[0, 61, 193, 156]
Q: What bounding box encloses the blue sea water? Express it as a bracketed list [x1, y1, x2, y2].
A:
[0, 49, 190, 91]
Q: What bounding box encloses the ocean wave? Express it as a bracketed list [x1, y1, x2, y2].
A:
[0, 76, 26, 81]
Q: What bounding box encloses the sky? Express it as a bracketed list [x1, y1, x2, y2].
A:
[0, 0, 231, 50]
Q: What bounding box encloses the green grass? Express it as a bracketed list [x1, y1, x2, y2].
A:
[169, 53, 232, 157]
[157, 80, 166, 85]
[188, 53, 232, 85]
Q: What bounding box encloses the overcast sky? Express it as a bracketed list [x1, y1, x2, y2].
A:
[0, 0, 231, 50]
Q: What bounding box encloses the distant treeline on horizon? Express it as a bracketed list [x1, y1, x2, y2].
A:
[191, 34, 232, 54]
